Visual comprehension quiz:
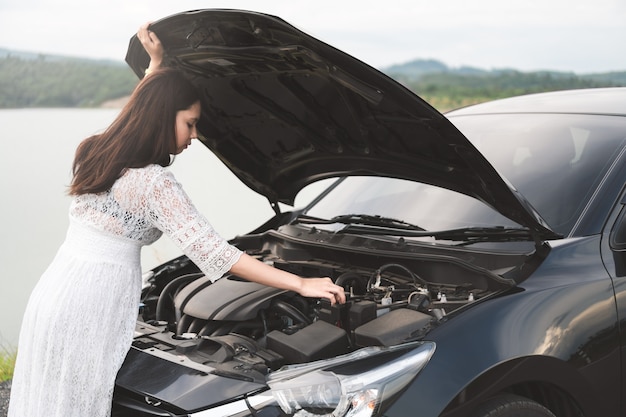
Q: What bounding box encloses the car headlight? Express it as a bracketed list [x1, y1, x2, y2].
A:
[266, 341, 435, 417]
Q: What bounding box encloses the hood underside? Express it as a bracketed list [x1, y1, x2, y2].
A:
[125, 9, 557, 239]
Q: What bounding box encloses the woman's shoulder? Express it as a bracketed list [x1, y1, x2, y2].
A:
[117, 164, 177, 188]
[124, 164, 171, 179]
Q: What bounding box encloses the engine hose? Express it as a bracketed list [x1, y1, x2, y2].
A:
[188, 317, 206, 334]
[198, 320, 221, 337]
[261, 309, 268, 335]
[176, 313, 195, 335]
[368, 263, 427, 289]
[335, 271, 362, 286]
[289, 294, 310, 316]
[155, 273, 204, 322]
[335, 271, 368, 295]
[209, 322, 236, 337]
[272, 299, 311, 325]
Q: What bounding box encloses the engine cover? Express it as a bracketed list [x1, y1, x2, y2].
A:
[175, 276, 287, 321]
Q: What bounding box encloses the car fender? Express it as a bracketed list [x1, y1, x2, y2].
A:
[385, 236, 619, 417]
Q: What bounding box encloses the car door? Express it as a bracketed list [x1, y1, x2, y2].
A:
[601, 178, 626, 416]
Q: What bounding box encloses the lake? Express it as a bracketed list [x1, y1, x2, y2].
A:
[0, 108, 323, 347]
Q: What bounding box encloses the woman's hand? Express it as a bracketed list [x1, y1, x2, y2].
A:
[137, 22, 164, 74]
[297, 277, 346, 305]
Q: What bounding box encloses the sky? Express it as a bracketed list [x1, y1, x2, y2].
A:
[0, 0, 625, 74]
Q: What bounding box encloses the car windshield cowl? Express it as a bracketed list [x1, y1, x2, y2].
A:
[292, 213, 426, 231]
[292, 214, 540, 242]
[341, 224, 539, 241]
[423, 226, 539, 242]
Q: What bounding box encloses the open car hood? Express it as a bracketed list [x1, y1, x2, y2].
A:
[125, 9, 559, 240]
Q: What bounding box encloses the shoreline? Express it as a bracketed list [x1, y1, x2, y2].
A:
[99, 95, 129, 108]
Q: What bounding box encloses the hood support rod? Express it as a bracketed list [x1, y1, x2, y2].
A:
[269, 199, 281, 215]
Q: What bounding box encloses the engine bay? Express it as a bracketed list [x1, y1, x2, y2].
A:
[131, 237, 520, 381]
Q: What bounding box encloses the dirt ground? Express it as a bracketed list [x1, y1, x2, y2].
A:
[0, 380, 10, 417]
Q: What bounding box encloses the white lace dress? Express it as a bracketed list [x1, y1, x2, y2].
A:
[8, 164, 242, 417]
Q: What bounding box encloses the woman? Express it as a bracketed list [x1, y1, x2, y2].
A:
[8, 25, 345, 417]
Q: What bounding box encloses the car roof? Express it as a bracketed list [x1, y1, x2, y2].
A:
[447, 87, 626, 117]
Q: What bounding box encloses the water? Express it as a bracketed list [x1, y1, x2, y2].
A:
[0, 108, 325, 347]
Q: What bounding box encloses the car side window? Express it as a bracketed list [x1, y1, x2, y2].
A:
[611, 202, 626, 250]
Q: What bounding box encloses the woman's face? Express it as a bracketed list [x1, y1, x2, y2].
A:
[174, 100, 201, 154]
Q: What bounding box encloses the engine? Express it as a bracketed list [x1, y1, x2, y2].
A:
[134, 255, 490, 375]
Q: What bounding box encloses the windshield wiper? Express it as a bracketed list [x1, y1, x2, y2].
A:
[292, 215, 533, 242]
[292, 213, 426, 231]
[341, 224, 534, 242]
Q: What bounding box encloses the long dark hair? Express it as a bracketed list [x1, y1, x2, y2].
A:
[69, 68, 200, 195]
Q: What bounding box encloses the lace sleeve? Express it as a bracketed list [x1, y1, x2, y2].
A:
[146, 168, 242, 282]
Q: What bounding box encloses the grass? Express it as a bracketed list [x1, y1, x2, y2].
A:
[0, 343, 16, 382]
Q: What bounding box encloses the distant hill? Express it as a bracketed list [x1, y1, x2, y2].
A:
[0, 48, 127, 66]
[383, 58, 626, 83]
[583, 71, 626, 85]
[383, 58, 626, 110]
[0, 49, 138, 108]
[0, 49, 625, 111]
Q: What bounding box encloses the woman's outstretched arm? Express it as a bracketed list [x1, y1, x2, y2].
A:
[229, 253, 346, 305]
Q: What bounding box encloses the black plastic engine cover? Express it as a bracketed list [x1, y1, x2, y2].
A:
[176, 276, 287, 321]
[266, 320, 349, 363]
[355, 309, 432, 347]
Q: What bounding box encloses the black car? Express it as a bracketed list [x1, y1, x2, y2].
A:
[114, 9, 626, 417]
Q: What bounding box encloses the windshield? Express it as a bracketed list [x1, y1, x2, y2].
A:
[304, 113, 626, 237]
[304, 176, 518, 234]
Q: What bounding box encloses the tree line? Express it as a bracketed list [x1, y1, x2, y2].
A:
[0, 54, 138, 108]
[386, 61, 626, 111]
[1, 53, 625, 112]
